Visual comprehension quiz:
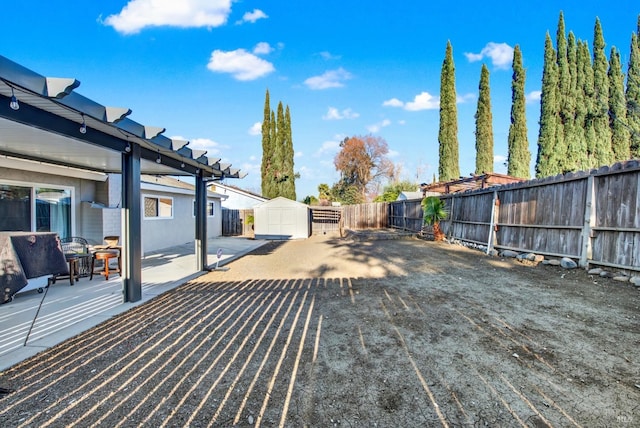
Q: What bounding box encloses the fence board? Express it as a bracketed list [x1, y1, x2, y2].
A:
[222, 208, 253, 236]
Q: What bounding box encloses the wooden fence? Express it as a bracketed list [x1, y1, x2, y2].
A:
[222, 208, 254, 237]
[389, 199, 424, 232]
[309, 207, 342, 235]
[341, 202, 388, 230]
[437, 160, 640, 273]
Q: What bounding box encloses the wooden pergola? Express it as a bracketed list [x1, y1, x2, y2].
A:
[421, 173, 526, 194]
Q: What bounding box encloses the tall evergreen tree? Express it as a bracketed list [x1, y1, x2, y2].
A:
[438, 41, 460, 181]
[627, 19, 640, 157]
[580, 40, 597, 168]
[555, 12, 569, 171]
[507, 45, 530, 179]
[282, 105, 296, 200]
[570, 35, 590, 172]
[535, 33, 559, 177]
[271, 102, 286, 197]
[564, 32, 586, 172]
[592, 18, 613, 166]
[267, 110, 277, 197]
[260, 90, 272, 196]
[474, 64, 494, 174]
[608, 46, 630, 161]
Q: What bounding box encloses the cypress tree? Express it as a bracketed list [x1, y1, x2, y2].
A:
[282, 105, 296, 200]
[608, 46, 630, 161]
[267, 110, 277, 197]
[564, 32, 586, 172]
[474, 64, 494, 174]
[555, 12, 569, 171]
[438, 41, 460, 181]
[261, 89, 272, 196]
[507, 45, 530, 179]
[571, 36, 591, 172]
[592, 18, 613, 166]
[627, 19, 640, 157]
[273, 103, 286, 196]
[535, 33, 559, 177]
[581, 40, 598, 168]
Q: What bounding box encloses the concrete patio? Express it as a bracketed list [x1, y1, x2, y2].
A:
[0, 236, 267, 370]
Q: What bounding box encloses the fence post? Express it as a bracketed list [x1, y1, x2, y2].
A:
[486, 190, 498, 254]
[579, 174, 595, 268]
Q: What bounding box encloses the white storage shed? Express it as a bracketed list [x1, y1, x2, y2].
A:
[254, 197, 310, 240]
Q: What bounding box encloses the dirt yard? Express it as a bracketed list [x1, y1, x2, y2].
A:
[0, 234, 638, 427]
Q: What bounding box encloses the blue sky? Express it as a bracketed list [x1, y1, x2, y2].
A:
[2, 1, 639, 199]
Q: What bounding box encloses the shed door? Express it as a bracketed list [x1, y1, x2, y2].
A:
[267, 207, 295, 238]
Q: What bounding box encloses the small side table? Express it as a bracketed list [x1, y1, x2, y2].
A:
[64, 253, 79, 285]
[90, 250, 121, 280]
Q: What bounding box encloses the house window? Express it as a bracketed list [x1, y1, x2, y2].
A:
[193, 200, 215, 217]
[144, 196, 173, 219]
[0, 182, 72, 237]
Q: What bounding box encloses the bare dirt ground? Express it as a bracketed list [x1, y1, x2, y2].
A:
[0, 233, 639, 427]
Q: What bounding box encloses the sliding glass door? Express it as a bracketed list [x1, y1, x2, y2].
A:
[0, 183, 72, 237]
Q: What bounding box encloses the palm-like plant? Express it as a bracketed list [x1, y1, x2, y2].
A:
[422, 196, 448, 241]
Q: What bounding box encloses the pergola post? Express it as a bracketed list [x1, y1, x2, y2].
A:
[194, 172, 208, 271]
[122, 144, 142, 302]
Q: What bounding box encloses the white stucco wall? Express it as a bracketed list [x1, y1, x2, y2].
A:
[140, 187, 223, 254]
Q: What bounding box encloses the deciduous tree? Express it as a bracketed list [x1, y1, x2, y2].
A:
[333, 135, 393, 203]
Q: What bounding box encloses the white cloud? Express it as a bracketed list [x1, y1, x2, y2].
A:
[238, 9, 267, 24]
[248, 122, 262, 136]
[456, 93, 476, 104]
[494, 154, 508, 172]
[383, 98, 404, 108]
[207, 49, 274, 80]
[322, 107, 359, 120]
[527, 90, 542, 103]
[304, 68, 352, 90]
[188, 137, 223, 156]
[295, 151, 303, 158]
[406, 92, 439, 111]
[314, 139, 341, 156]
[253, 42, 273, 55]
[104, 0, 232, 35]
[319, 51, 341, 60]
[385, 92, 439, 111]
[367, 119, 391, 133]
[464, 42, 514, 70]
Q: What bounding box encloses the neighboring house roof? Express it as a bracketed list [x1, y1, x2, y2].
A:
[397, 191, 424, 201]
[210, 183, 266, 200]
[141, 175, 226, 199]
[210, 183, 267, 208]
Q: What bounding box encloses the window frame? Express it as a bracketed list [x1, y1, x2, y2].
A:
[143, 194, 174, 220]
[192, 199, 216, 218]
[0, 178, 75, 235]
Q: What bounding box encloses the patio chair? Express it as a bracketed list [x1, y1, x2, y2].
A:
[54, 237, 92, 284]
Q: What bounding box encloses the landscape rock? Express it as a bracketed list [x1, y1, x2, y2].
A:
[501, 250, 519, 258]
[613, 276, 629, 282]
[547, 259, 561, 266]
[588, 268, 603, 275]
[630, 276, 640, 287]
[560, 258, 577, 269]
[600, 271, 615, 278]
